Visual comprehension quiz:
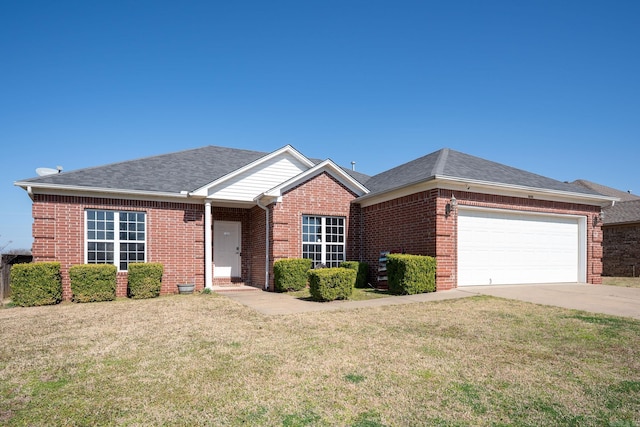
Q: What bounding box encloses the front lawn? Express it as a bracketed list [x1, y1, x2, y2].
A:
[603, 276, 640, 288]
[1, 293, 639, 426]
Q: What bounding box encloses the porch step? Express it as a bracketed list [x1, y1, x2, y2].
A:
[211, 284, 261, 293]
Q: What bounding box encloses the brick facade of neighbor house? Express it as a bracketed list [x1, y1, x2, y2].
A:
[361, 189, 604, 291]
[32, 194, 206, 300]
[268, 172, 359, 289]
[602, 223, 640, 277]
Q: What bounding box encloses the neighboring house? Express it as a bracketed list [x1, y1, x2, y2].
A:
[15, 145, 614, 300]
[572, 180, 640, 277]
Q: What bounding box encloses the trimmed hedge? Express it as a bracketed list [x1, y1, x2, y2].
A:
[9, 262, 62, 307]
[274, 258, 313, 292]
[309, 267, 356, 301]
[387, 254, 437, 295]
[128, 263, 163, 299]
[69, 264, 117, 303]
[340, 261, 369, 288]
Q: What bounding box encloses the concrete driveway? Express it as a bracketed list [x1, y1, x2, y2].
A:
[458, 283, 640, 319]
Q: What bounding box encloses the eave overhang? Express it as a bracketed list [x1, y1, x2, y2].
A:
[354, 175, 618, 208]
[14, 181, 202, 204]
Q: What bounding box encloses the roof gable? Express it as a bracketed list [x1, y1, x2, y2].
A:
[258, 159, 369, 201]
[194, 146, 315, 202]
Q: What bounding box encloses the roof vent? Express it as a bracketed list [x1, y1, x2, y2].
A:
[351, 161, 356, 171]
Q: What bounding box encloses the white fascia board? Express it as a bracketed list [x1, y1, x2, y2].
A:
[189, 145, 316, 197]
[354, 175, 618, 208]
[14, 181, 204, 205]
[257, 159, 369, 200]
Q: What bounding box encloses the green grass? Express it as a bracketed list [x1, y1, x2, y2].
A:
[1, 293, 639, 426]
[603, 277, 640, 288]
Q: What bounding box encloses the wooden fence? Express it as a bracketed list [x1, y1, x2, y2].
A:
[0, 254, 33, 301]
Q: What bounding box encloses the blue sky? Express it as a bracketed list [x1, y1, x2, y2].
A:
[1, 0, 638, 251]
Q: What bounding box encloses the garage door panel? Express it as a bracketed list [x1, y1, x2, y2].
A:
[458, 209, 580, 286]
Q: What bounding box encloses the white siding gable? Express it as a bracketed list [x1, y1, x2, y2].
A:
[208, 153, 310, 201]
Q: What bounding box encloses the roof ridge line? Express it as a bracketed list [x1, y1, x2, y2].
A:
[433, 148, 450, 175]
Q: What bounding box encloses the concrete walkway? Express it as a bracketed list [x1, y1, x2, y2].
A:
[216, 283, 640, 319]
[216, 287, 473, 315]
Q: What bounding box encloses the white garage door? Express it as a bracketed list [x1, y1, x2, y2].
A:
[457, 209, 584, 286]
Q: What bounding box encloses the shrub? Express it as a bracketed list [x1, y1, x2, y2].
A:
[9, 262, 62, 307]
[274, 258, 313, 292]
[340, 261, 369, 288]
[128, 263, 163, 299]
[387, 254, 436, 295]
[69, 264, 117, 303]
[308, 267, 356, 301]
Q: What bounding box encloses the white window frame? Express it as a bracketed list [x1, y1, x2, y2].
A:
[84, 209, 147, 271]
[301, 215, 345, 268]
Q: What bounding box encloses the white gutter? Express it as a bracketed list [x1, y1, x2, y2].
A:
[355, 175, 619, 207]
[256, 198, 270, 290]
[14, 181, 195, 200]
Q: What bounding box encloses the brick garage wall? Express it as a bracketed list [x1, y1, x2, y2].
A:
[269, 172, 358, 290]
[360, 189, 439, 288]
[360, 189, 604, 290]
[602, 223, 640, 277]
[32, 194, 205, 300]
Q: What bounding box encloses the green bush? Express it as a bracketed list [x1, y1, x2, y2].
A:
[340, 261, 369, 288]
[387, 254, 436, 295]
[308, 267, 356, 301]
[274, 258, 313, 292]
[69, 264, 117, 303]
[9, 262, 62, 307]
[128, 263, 163, 299]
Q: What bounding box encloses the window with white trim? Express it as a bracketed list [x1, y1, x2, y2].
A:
[86, 210, 146, 271]
[302, 215, 345, 267]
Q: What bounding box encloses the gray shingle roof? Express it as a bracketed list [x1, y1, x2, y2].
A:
[18, 146, 272, 193]
[363, 148, 601, 196]
[604, 200, 640, 225]
[17, 145, 372, 194]
[571, 179, 640, 202]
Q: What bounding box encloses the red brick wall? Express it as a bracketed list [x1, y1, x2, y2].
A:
[360, 189, 439, 288]
[248, 205, 268, 289]
[269, 172, 358, 290]
[602, 223, 640, 277]
[360, 189, 603, 290]
[32, 195, 206, 300]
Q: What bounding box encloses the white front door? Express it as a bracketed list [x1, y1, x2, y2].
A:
[213, 220, 241, 278]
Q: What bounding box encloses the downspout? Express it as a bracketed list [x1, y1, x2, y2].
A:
[256, 198, 270, 290]
[27, 186, 34, 201]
